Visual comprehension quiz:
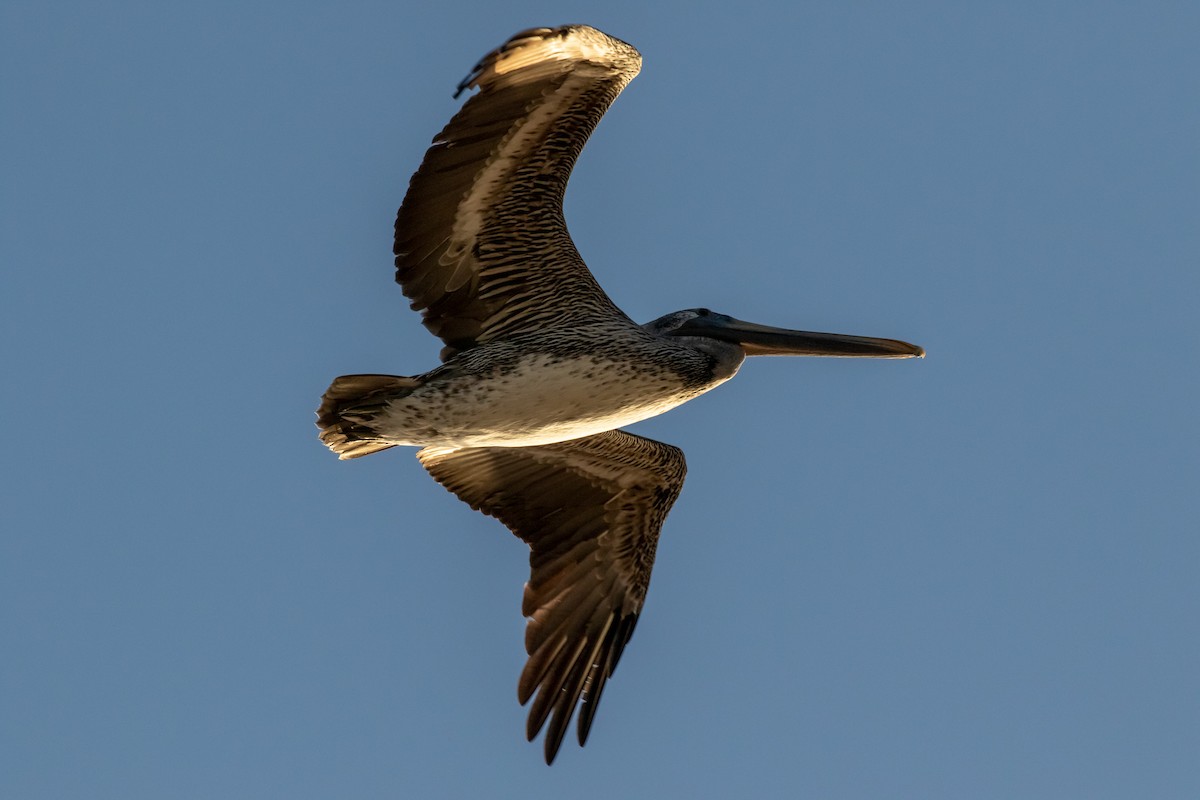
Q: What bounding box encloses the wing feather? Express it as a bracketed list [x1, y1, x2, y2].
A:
[417, 430, 686, 763]
[394, 25, 643, 359]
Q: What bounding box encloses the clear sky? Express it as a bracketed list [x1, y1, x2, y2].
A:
[3, 2, 1198, 798]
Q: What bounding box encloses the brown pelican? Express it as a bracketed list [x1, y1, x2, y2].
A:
[318, 25, 923, 764]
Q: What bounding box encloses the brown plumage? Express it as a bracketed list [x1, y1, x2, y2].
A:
[318, 24, 923, 765]
[393, 25, 641, 361]
[418, 431, 685, 762]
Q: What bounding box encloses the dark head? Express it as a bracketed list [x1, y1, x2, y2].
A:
[644, 307, 924, 366]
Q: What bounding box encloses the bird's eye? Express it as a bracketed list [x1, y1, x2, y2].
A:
[697, 308, 711, 317]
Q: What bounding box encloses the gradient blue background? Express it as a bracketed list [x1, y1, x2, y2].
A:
[4, 2, 1198, 797]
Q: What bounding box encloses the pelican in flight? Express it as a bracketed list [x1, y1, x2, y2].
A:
[318, 25, 923, 764]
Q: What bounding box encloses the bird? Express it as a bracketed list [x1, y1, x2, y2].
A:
[317, 24, 923, 764]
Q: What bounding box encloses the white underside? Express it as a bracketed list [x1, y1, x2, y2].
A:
[370, 352, 728, 449]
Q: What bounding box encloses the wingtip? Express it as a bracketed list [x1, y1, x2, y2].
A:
[452, 24, 641, 100]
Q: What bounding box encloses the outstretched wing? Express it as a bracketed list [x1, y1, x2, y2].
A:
[394, 25, 642, 360]
[417, 430, 686, 764]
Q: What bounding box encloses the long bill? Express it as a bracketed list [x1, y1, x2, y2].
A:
[673, 315, 925, 358]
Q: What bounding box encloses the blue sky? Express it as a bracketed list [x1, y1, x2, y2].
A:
[3, 1, 1198, 797]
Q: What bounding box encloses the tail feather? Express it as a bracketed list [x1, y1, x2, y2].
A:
[317, 374, 420, 459]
